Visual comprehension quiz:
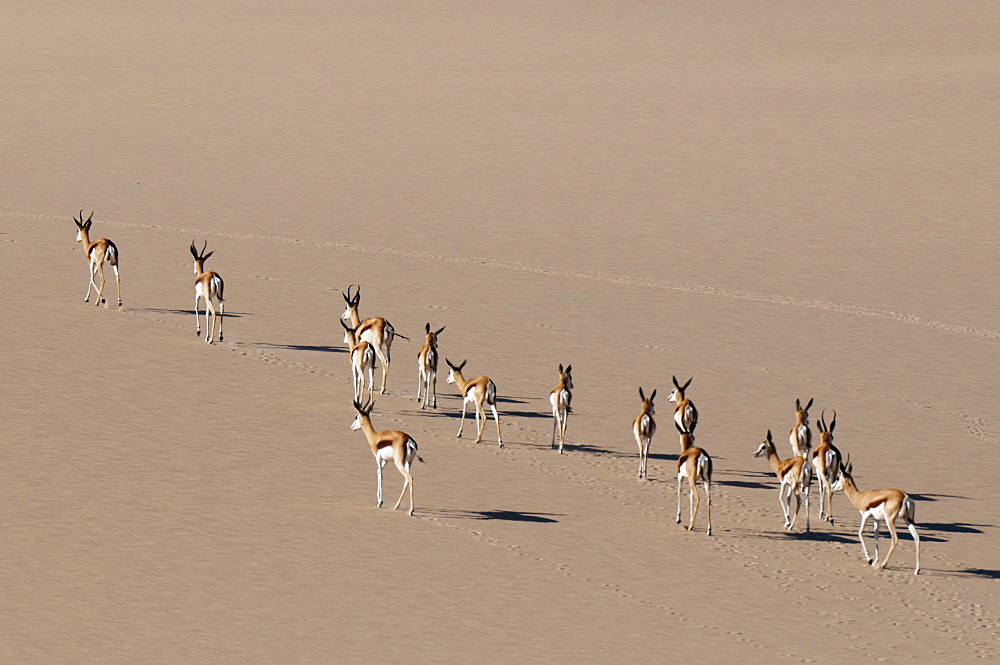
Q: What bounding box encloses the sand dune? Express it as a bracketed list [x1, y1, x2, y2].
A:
[3, 3, 998, 663]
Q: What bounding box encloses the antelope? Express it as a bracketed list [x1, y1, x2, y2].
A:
[416, 323, 445, 409]
[811, 409, 843, 524]
[73, 210, 121, 309]
[340, 319, 376, 402]
[350, 398, 423, 516]
[667, 376, 698, 438]
[445, 358, 502, 448]
[675, 422, 712, 535]
[754, 430, 812, 532]
[789, 398, 814, 458]
[341, 285, 408, 394]
[549, 364, 573, 454]
[834, 456, 920, 574]
[633, 387, 657, 479]
[189, 240, 226, 343]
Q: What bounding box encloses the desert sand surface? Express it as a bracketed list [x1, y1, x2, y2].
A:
[3, 2, 999, 663]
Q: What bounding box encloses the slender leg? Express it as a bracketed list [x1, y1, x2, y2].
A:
[378, 344, 389, 394]
[431, 372, 437, 408]
[96, 262, 107, 305]
[376, 457, 385, 507]
[474, 403, 485, 443]
[907, 522, 921, 575]
[551, 407, 558, 449]
[676, 473, 683, 523]
[194, 294, 202, 335]
[85, 262, 97, 302]
[457, 399, 467, 437]
[205, 300, 216, 343]
[704, 480, 712, 536]
[112, 263, 122, 308]
[871, 520, 880, 564]
[490, 403, 502, 448]
[217, 300, 224, 341]
[688, 480, 698, 531]
[416, 367, 423, 405]
[877, 519, 901, 571]
[858, 514, 873, 564]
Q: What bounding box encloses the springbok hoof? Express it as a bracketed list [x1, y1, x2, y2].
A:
[101, 298, 106, 304]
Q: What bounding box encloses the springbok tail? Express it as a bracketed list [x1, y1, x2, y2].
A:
[106, 241, 120, 265]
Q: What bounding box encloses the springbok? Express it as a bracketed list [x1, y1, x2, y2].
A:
[341, 319, 376, 402]
[445, 358, 502, 448]
[350, 398, 423, 516]
[789, 398, 814, 458]
[667, 376, 698, 438]
[754, 430, 812, 532]
[416, 323, 445, 409]
[834, 456, 920, 574]
[811, 409, 843, 524]
[633, 387, 657, 479]
[676, 422, 712, 535]
[73, 210, 121, 309]
[549, 364, 573, 454]
[341, 285, 407, 394]
[190, 240, 225, 343]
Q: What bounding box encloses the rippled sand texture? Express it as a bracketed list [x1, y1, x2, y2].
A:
[3, 2, 998, 663]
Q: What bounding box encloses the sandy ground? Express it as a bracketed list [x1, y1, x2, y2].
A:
[3, 2, 999, 663]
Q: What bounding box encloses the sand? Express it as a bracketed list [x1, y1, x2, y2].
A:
[3, 2, 998, 662]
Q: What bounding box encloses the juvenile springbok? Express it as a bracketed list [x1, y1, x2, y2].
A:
[190, 240, 225, 343]
[416, 323, 445, 409]
[341, 319, 376, 402]
[667, 376, 698, 438]
[754, 430, 812, 532]
[549, 364, 573, 454]
[789, 398, 814, 458]
[350, 398, 423, 516]
[811, 409, 843, 524]
[445, 358, 502, 448]
[676, 422, 712, 535]
[341, 285, 408, 394]
[835, 456, 920, 574]
[73, 210, 121, 309]
[633, 387, 657, 479]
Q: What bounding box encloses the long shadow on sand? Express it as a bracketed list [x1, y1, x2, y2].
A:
[427, 509, 560, 523]
[253, 342, 345, 354]
[136, 307, 250, 318]
[918, 522, 989, 534]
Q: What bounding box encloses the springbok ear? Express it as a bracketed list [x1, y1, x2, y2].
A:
[796, 398, 801, 410]
[649, 389, 656, 401]
[365, 401, 375, 415]
[806, 398, 814, 410]
[342, 289, 351, 303]
[435, 326, 446, 336]
[672, 375, 680, 388]
[84, 220, 93, 230]
[565, 365, 572, 374]
[425, 323, 431, 334]
[458, 359, 467, 370]
[638, 387, 645, 401]
[86, 211, 94, 224]
[829, 412, 837, 433]
[203, 250, 214, 261]
[558, 363, 564, 374]
[352, 399, 363, 411]
[190, 241, 199, 258]
[352, 286, 361, 305]
[683, 377, 693, 390]
[767, 429, 773, 442]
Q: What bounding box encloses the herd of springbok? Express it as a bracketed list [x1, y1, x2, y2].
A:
[71, 212, 921, 574]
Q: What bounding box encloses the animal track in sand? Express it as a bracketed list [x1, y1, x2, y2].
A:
[9, 209, 997, 340]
